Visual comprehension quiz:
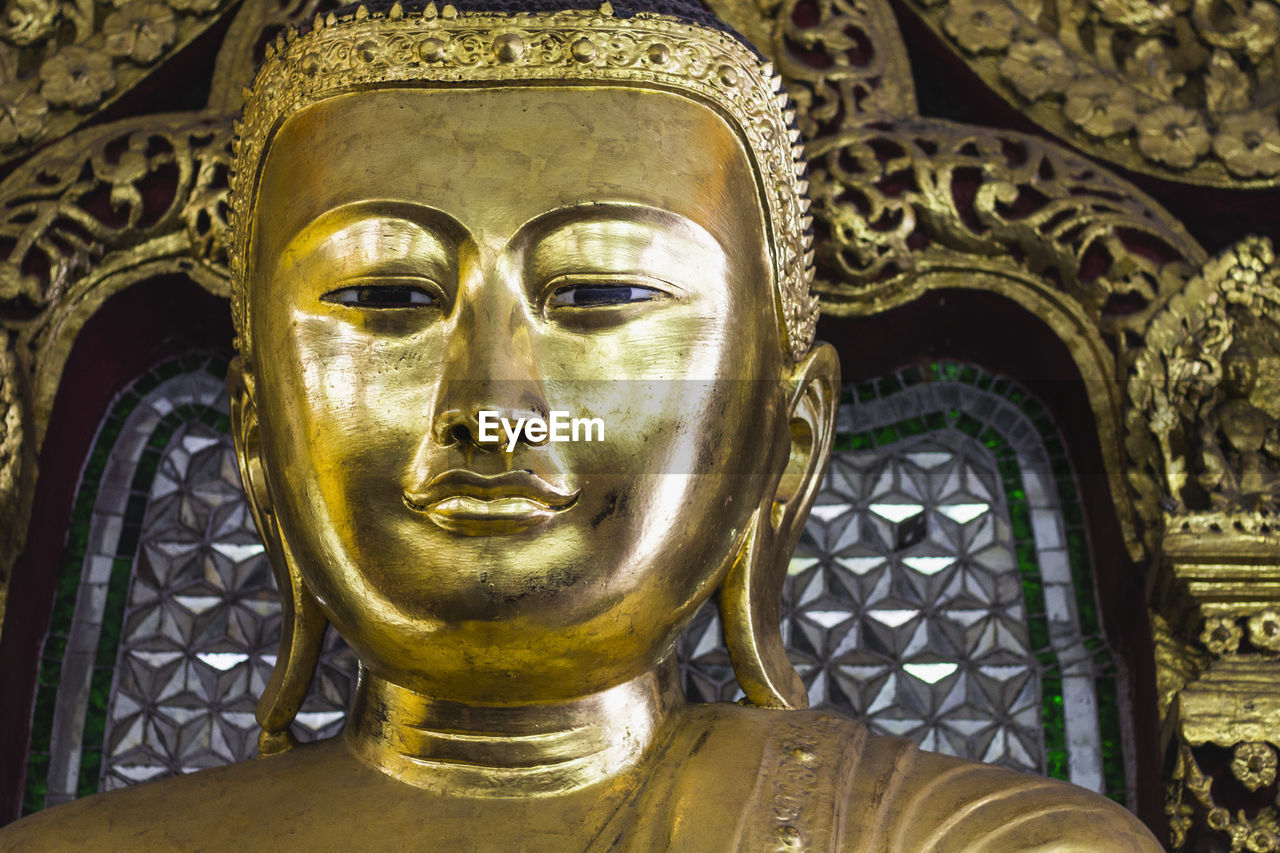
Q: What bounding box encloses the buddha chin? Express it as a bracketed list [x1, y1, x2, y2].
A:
[0, 4, 1163, 851]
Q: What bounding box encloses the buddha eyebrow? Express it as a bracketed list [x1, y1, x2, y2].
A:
[289, 200, 471, 251]
[512, 202, 719, 249]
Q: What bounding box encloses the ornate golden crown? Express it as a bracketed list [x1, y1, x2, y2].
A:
[228, 1, 818, 360]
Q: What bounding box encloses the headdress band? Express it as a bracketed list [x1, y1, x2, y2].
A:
[229, 2, 818, 359]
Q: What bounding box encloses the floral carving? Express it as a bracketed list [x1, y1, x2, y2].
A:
[1136, 104, 1211, 170]
[998, 38, 1073, 100]
[0, 0, 237, 159]
[39, 47, 117, 110]
[899, 0, 1280, 185]
[0, 83, 48, 147]
[1062, 77, 1138, 138]
[1232, 743, 1278, 792]
[1199, 616, 1243, 656]
[1248, 612, 1280, 653]
[103, 3, 178, 64]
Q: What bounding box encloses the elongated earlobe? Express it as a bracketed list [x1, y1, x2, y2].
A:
[720, 508, 808, 708]
[719, 344, 839, 709]
[229, 358, 329, 756]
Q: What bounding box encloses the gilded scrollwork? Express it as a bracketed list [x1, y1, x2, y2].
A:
[707, 0, 916, 138]
[0, 114, 231, 436]
[899, 0, 1280, 186]
[804, 119, 1203, 353]
[0, 0, 237, 159]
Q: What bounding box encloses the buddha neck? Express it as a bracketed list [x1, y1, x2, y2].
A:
[343, 656, 684, 797]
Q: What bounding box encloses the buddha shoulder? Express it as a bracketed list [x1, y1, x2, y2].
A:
[659, 704, 1163, 852]
[0, 738, 358, 851]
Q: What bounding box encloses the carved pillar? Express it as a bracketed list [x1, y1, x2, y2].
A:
[1130, 238, 1280, 850]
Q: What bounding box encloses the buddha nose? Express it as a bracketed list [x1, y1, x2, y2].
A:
[429, 303, 551, 452]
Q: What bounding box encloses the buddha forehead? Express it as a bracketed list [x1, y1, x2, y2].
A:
[250, 85, 769, 284]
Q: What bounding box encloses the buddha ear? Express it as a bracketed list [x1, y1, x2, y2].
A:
[228, 357, 328, 756]
[721, 342, 839, 709]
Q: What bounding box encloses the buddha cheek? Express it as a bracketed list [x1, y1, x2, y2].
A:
[259, 320, 437, 582]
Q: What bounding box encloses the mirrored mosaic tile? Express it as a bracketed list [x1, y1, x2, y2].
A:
[100, 420, 356, 792]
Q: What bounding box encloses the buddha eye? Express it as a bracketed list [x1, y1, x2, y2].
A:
[549, 283, 664, 307]
[322, 281, 438, 308]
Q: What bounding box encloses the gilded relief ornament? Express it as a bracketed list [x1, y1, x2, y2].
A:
[0, 0, 238, 159]
[898, 0, 1280, 185]
[1129, 236, 1280, 516]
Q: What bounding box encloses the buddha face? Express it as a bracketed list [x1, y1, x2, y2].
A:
[239, 85, 827, 702]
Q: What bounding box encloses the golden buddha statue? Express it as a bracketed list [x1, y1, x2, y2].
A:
[1, 1, 1161, 849]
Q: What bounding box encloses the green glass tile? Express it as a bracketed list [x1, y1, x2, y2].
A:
[156, 360, 182, 380]
[833, 434, 854, 453]
[1021, 398, 1043, 419]
[874, 425, 898, 446]
[839, 388, 855, 405]
[924, 412, 946, 430]
[989, 378, 1010, 396]
[44, 633, 67, 663]
[83, 448, 107, 481]
[51, 594, 75, 629]
[958, 366, 978, 384]
[856, 382, 876, 402]
[878, 375, 903, 396]
[33, 684, 57, 726]
[124, 493, 149, 526]
[1043, 435, 1065, 455]
[56, 566, 80, 602]
[66, 521, 90, 556]
[21, 772, 47, 815]
[954, 414, 982, 436]
[979, 428, 1002, 450]
[1016, 543, 1037, 572]
[1044, 747, 1067, 779]
[998, 461, 1018, 489]
[38, 662, 61, 687]
[1010, 503, 1032, 540]
[899, 417, 926, 437]
[82, 704, 106, 743]
[975, 373, 993, 391]
[1076, 595, 1099, 635]
[939, 363, 961, 381]
[98, 417, 123, 447]
[132, 451, 159, 484]
[1008, 388, 1026, 406]
[147, 425, 172, 449]
[1062, 502, 1084, 527]
[1007, 487, 1026, 501]
[1065, 531, 1088, 562]
[77, 750, 101, 800]
[900, 365, 923, 387]
[851, 432, 873, 451]
[71, 491, 96, 524]
[212, 414, 231, 433]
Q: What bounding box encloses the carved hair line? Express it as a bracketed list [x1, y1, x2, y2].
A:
[227, 2, 819, 361]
